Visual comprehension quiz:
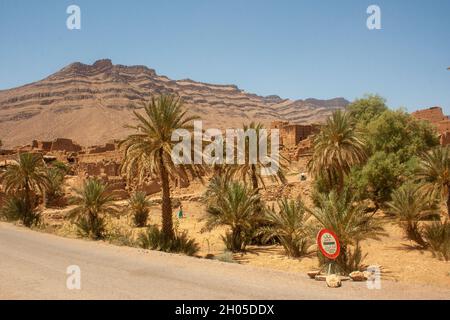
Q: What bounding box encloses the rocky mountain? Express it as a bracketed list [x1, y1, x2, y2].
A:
[0, 59, 348, 148]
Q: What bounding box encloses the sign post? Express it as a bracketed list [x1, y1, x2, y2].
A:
[317, 229, 342, 276]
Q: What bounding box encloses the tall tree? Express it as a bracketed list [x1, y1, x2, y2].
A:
[416, 146, 450, 218]
[120, 95, 203, 238]
[307, 110, 367, 191]
[227, 122, 287, 191]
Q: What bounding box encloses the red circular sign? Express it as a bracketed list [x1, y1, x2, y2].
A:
[317, 229, 340, 260]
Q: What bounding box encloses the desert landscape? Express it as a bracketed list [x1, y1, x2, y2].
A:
[0, 61, 449, 295]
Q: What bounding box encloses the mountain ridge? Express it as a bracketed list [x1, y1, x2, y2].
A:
[0, 59, 348, 148]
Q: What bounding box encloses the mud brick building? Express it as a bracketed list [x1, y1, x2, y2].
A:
[412, 106, 450, 145]
[271, 121, 319, 148]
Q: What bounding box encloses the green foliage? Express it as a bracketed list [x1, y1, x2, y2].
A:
[2, 153, 50, 195]
[226, 122, 287, 191]
[387, 183, 440, 247]
[423, 221, 450, 261]
[308, 189, 385, 273]
[366, 109, 439, 161]
[344, 96, 439, 207]
[347, 94, 388, 126]
[203, 180, 261, 252]
[45, 167, 66, 207]
[120, 94, 206, 239]
[1, 153, 49, 227]
[128, 191, 151, 227]
[416, 146, 450, 217]
[52, 161, 70, 174]
[0, 196, 41, 227]
[348, 152, 415, 205]
[308, 109, 367, 191]
[68, 179, 118, 240]
[138, 225, 199, 256]
[261, 198, 313, 257]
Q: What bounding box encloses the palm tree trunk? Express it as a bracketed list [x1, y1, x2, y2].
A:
[251, 164, 259, 191]
[447, 190, 450, 218]
[159, 150, 174, 239]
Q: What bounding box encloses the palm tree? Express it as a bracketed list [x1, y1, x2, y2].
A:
[308, 189, 385, 272]
[307, 110, 367, 191]
[129, 191, 151, 227]
[227, 122, 287, 191]
[203, 181, 261, 252]
[262, 198, 313, 257]
[45, 167, 65, 206]
[416, 146, 450, 218]
[1, 153, 50, 226]
[120, 94, 203, 239]
[68, 179, 118, 239]
[387, 183, 440, 248]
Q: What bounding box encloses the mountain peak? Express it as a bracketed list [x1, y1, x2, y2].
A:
[0, 60, 348, 148]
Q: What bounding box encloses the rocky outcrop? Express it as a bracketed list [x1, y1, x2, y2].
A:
[0, 59, 348, 148]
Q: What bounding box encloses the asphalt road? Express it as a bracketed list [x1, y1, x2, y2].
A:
[0, 222, 448, 300]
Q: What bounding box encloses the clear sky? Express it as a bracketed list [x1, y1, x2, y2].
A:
[0, 0, 449, 113]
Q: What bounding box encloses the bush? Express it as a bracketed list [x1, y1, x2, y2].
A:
[203, 180, 261, 252]
[75, 215, 106, 240]
[0, 195, 41, 227]
[308, 188, 385, 273]
[68, 179, 118, 240]
[261, 198, 313, 258]
[387, 183, 440, 248]
[423, 221, 450, 261]
[45, 167, 66, 207]
[138, 225, 199, 256]
[128, 192, 151, 227]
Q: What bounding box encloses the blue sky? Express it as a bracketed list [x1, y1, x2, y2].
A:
[0, 0, 449, 113]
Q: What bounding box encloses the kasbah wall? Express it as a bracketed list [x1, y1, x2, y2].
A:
[411, 106, 450, 145]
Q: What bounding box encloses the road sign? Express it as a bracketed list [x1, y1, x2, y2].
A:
[317, 229, 340, 260]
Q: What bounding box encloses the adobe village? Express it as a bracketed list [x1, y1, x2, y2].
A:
[0, 60, 449, 294]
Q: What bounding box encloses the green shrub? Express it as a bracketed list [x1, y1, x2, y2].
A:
[45, 167, 66, 207]
[261, 198, 313, 258]
[1, 195, 41, 227]
[128, 192, 151, 227]
[138, 225, 199, 256]
[203, 180, 261, 252]
[309, 188, 385, 273]
[68, 179, 118, 240]
[423, 221, 450, 261]
[387, 183, 440, 248]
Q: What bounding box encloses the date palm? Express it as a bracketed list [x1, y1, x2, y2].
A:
[262, 198, 313, 257]
[120, 94, 203, 239]
[227, 122, 287, 191]
[416, 146, 450, 218]
[1, 153, 50, 226]
[387, 183, 440, 247]
[203, 181, 261, 252]
[68, 179, 118, 239]
[308, 189, 385, 272]
[307, 110, 367, 191]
